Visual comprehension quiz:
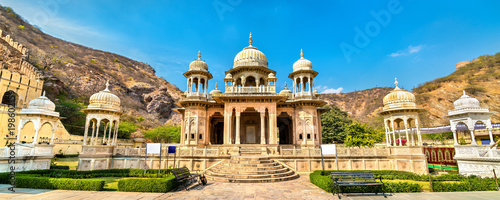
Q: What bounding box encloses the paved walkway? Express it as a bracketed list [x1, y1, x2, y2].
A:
[0, 174, 498, 200]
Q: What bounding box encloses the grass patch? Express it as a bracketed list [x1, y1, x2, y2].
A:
[54, 157, 79, 170]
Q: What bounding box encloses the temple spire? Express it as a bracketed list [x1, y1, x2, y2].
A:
[284, 82, 288, 89]
[394, 78, 399, 89]
[215, 82, 218, 89]
[197, 51, 201, 60]
[300, 49, 304, 58]
[42, 91, 46, 97]
[249, 32, 253, 46]
[463, 90, 466, 95]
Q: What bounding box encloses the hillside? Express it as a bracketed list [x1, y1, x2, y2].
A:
[319, 87, 392, 125]
[0, 6, 184, 133]
[320, 53, 500, 128]
[412, 54, 500, 126]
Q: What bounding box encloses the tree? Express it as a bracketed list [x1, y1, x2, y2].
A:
[321, 106, 352, 144]
[344, 122, 384, 148]
[143, 125, 181, 143]
[118, 121, 138, 139]
[55, 98, 86, 135]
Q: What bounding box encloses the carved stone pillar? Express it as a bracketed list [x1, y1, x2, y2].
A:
[235, 112, 241, 144]
[260, 112, 266, 144]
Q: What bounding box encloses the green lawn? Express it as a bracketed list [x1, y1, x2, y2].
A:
[54, 157, 79, 170]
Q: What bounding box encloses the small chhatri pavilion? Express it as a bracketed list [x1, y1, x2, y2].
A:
[175, 34, 327, 149]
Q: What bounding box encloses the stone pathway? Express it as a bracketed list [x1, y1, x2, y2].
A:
[0, 174, 499, 200]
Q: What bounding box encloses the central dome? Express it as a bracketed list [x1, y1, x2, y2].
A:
[293, 49, 313, 72]
[88, 81, 121, 112]
[233, 33, 268, 68]
[383, 78, 416, 110]
[453, 91, 480, 109]
[28, 91, 56, 112]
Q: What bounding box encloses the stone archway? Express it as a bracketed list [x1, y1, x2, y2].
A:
[2, 90, 17, 107]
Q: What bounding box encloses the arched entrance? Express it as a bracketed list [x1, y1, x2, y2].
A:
[278, 112, 293, 144]
[210, 112, 224, 144]
[2, 90, 17, 107]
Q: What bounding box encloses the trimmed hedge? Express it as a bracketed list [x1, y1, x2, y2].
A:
[50, 165, 70, 170]
[310, 171, 423, 193]
[16, 169, 173, 179]
[433, 178, 498, 192]
[118, 176, 178, 192]
[318, 170, 466, 181]
[16, 176, 105, 191]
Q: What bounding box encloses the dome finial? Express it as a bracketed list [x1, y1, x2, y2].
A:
[284, 82, 288, 88]
[300, 49, 304, 58]
[463, 90, 466, 95]
[215, 82, 218, 89]
[249, 32, 253, 46]
[394, 78, 399, 89]
[105, 80, 110, 91]
[42, 90, 46, 97]
[197, 51, 201, 60]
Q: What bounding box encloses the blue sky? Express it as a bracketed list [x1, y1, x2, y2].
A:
[1, 0, 500, 93]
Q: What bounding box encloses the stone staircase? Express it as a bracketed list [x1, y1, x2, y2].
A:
[205, 156, 299, 183]
[239, 146, 263, 156]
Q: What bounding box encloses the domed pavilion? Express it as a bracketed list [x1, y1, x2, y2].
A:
[17, 91, 62, 145]
[175, 33, 326, 150]
[446, 91, 494, 145]
[82, 81, 123, 146]
[379, 78, 425, 146]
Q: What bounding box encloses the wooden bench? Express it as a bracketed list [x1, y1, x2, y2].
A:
[172, 167, 202, 191]
[330, 171, 386, 199]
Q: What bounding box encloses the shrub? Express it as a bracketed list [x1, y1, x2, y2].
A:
[0, 172, 11, 184]
[432, 178, 497, 192]
[118, 176, 178, 192]
[310, 171, 422, 193]
[16, 169, 173, 179]
[50, 165, 70, 170]
[16, 177, 104, 191]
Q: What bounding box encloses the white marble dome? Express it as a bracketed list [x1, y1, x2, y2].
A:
[210, 83, 223, 95]
[279, 82, 292, 95]
[189, 51, 208, 71]
[293, 49, 313, 72]
[383, 78, 416, 110]
[233, 33, 268, 68]
[453, 91, 480, 109]
[28, 91, 55, 111]
[88, 81, 121, 111]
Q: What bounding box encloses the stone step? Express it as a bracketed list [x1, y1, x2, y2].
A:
[231, 156, 269, 161]
[208, 167, 289, 175]
[207, 170, 294, 179]
[221, 162, 279, 168]
[212, 165, 284, 171]
[206, 173, 300, 183]
[227, 159, 273, 164]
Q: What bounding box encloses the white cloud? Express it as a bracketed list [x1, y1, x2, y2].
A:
[321, 87, 343, 94]
[389, 45, 424, 57]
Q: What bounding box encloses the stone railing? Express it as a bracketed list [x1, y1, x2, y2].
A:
[113, 146, 229, 157]
[280, 147, 389, 157]
[454, 145, 500, 160]
[81, 146, 114, 155]
[0, 144, 53, 158]
[225, 85, 276, 94]
[448, 107, 490, 115]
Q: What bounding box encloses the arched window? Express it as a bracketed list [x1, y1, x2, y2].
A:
[1, 90, 17, 107]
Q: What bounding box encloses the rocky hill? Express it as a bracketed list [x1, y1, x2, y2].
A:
[0, 6, 184, 130]
[320, 53, 500, 127]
